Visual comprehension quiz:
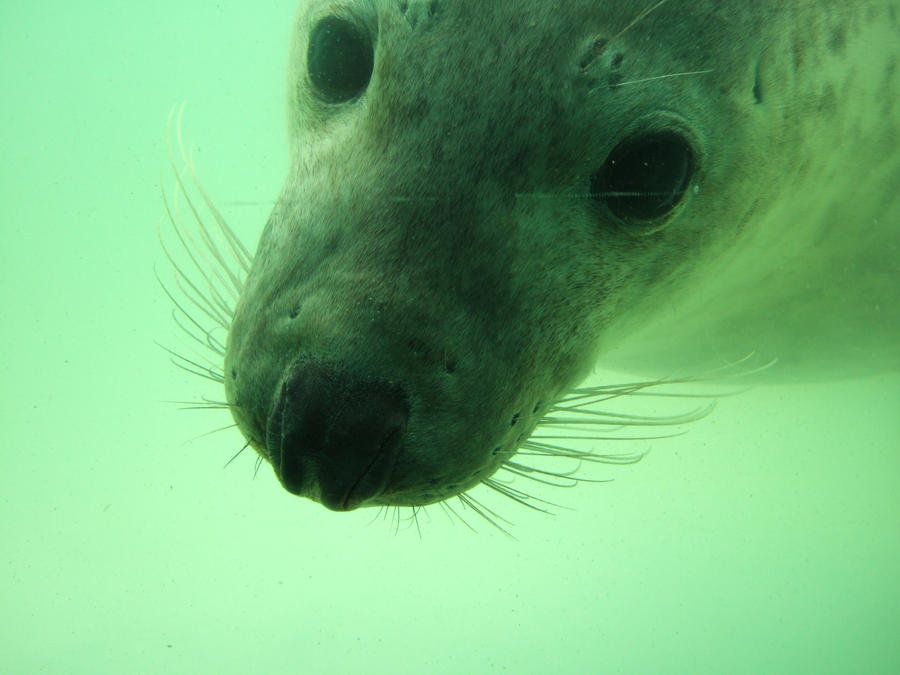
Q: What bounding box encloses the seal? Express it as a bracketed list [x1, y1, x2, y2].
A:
[181, 1, 900, 513]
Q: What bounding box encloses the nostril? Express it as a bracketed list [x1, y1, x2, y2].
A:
[266, 359, 408, 511]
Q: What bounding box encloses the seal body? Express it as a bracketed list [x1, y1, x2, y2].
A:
[223, 0, 900, 509]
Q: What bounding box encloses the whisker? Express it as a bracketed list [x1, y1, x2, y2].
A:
[176, 403, 233, 411]
[224, 442, 250, 468]
[165, 106, 245, 309]
[163, 396, 234, 410]
[518, 441, 648, 464]
[481, 478, 558, 514]
[457, 492, 516, 538]
[438, 500, 477, 532]
[158, 105, 261, 476]
[160, 176, 236, 329]
[412, 506, 422, 539]
[611, 69, 715, 88]
[367, 506, 385, 527]
[539, 403, 715, 425]
[175, 105, 253, 280]
[161, 396, 235, 411]
[158, 215, 233, 331]
[555, 380, 680, 404]
[554, 381, 676, 406]
[556, 355, 772, 408]
[390, 506, 400, 535]
[187, 423, 240, 443]
[500, 463, 578, 488]
[168, 303, 226, 357]
[501, 460, 613, 485]
[155, 341, 224, 383]
[527, 433, 682, 444]
[155, 267, 229, 358]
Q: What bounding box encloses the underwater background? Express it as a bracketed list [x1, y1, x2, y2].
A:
[1, 2, 898, 673]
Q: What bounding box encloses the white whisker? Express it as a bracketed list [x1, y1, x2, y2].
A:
[611, 69, 715, 88]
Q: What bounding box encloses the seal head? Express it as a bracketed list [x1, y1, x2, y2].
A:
[223, 0, 900, 509]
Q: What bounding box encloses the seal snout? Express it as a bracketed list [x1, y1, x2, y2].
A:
[265, 359, 408, 511]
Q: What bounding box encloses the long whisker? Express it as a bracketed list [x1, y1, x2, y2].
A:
[156, 341, 225, 384]
[517, 442, 648, 464]
[612, 69, 714, 88]
[168, 399, 236, 411]
[438, 500, 478, 533]
[166, 106, 245, 309]
[224, 443, 251, 468]
[175, 105, 253, 279]
[457, 492, 516, 539]
[501, 460, 613, 485]
[186, 423, 240, 442]
[481, 478, 559, 515]
[159, 196, 233, 330]
[454, 362, 773, 530]
[155, 267, 228, 360]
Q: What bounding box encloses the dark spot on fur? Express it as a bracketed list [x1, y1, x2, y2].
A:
[884, 57, 899, 116]
[532, 401, 542, 413]
[443, 355, 457, 374]
[400, 0, 438, 28]
[579, 38, 607, 71]
[408, 337, 431, 360]
[491, 446, 502, 456]
[817, 83, 838, 116]
[885, 55, 898, 84]
[828, 25, 847, 53]
[609, 52, 625, 88]
[510, 412, 520, 426]
[792, 42, 804, 71]
[753, 60, 764, 104]
[397, 96, 431, 124]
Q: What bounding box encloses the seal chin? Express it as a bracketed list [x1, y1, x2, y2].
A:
[265, 358, 409, 511]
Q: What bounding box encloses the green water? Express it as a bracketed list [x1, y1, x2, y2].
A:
[1, 3, 898, 673]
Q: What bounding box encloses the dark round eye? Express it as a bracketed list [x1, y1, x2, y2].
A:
[307, 17, 374, 103]
[591, 132, 694, 224]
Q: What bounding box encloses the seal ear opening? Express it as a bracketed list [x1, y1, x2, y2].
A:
[591, 131, 695, 227]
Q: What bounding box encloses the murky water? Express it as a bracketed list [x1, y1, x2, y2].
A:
[1, 3, 897, 673]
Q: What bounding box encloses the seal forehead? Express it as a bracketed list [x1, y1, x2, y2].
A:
[284, 0, 794, 211]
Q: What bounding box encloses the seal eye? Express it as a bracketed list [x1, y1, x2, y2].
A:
[592, 132, 694, 224]
[307, 16, 374, 103]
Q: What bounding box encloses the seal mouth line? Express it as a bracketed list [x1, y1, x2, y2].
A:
[342, 427, 403, 510]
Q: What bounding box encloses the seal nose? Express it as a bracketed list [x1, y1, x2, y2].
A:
[265, 360, 408, 511]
